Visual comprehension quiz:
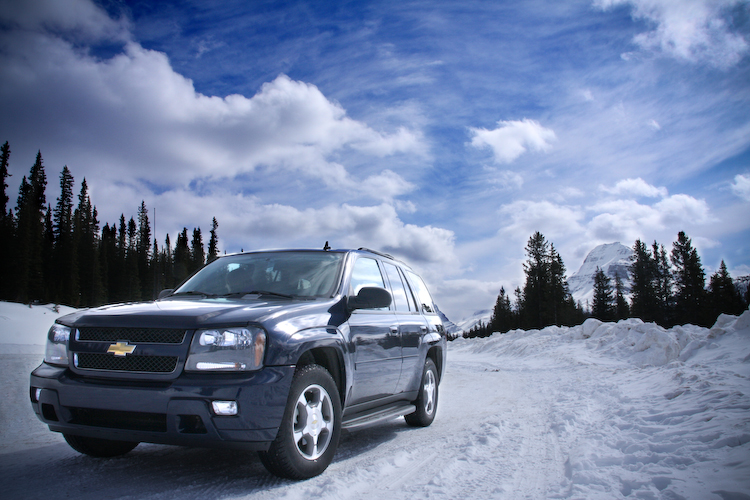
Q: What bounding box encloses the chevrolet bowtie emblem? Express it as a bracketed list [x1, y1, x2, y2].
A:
[107, 341, 136, 357]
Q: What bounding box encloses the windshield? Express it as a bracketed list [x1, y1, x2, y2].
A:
[173, 251, 345, 299]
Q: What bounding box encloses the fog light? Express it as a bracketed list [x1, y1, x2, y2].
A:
[35, 388, 42, 402]
[212, 400, 238, 416]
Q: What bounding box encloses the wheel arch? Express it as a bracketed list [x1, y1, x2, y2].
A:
[295, 345, 346, 408]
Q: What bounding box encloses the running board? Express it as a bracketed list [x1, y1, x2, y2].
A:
[342, 403, 416, 431]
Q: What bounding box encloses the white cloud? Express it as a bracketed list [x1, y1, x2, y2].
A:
[730, 174, 750, 201]
[596, 0, 749, 68]
[0, 13, 425, 197]
[497, 200, 585, 240]
[600, 177, 668, 198]
[469, 119, 556, 164]
[0, 0, 131, 42]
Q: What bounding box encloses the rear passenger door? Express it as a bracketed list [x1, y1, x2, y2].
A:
[382, 262, 425, 394]
[347, 257, 401, 405]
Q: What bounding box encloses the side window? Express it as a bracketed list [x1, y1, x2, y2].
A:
[405, 270, 435, 314]
[383, 263, 410, 312]
[349, 257, 386, 295]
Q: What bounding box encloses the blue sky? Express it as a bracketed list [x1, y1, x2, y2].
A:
[1, 0, 749, 320]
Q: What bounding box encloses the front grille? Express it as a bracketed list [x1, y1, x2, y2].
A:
[68, 407, 167, 432]
[76, 327, 186, 344]
[76, 353, 178, 373]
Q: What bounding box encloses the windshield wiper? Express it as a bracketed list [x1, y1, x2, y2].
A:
[171, 291, 219, 298]
[244, 290, 296, 299]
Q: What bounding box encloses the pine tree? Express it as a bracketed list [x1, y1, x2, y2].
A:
[652, 242, 674, 326]
[73, 179, 103, 306]
[592, 267, 614, 321]
[671, 231, 707, 326]
[137, 201, 152, 300]
[174, 228, 191, 284]
[0, 141, 13, 300]
[521, 232, 550, 329]
[629, 239, 658, 323]
[207, 217, 219, 263]
[614, 274, 630, 320]
[53, 166, 78, 304]
[708, 261, 745, 320]
[15, 151, 47, 302]
[125, 216, 140, 299]
[490, 287, 514, 333]
[191, 227, 205, 273]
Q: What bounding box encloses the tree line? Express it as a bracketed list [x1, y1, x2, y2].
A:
[0, 142, 220, 307]
[465, 230, 748, 338]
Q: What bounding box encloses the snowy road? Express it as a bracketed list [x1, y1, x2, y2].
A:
[2, 305, 749, 499]
[1, 350, 572, 499]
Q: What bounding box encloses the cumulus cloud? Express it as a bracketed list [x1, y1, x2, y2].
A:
[0, 4, 425, 198]
[497, 200, 585, 239]
[731, 174, 750, 201]
[600, 177, 668, 198]
[596, 0, 749, 68]
[469, 119, 556, 164]
[587, 193, 712, 242]
[139, 187, 458, 268]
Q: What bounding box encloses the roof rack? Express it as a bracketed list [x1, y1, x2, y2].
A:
[357, 248, 395, 260]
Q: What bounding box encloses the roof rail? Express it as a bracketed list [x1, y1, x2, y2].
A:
[357, 248, 395, 260]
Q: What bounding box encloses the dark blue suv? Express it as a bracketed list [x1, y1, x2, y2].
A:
[30, 248, 446, 479]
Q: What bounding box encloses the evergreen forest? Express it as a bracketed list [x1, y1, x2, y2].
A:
[465, 231, 749, 338]
[0, 143, 220, 307]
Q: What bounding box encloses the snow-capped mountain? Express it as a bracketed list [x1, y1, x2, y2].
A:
[568, 242, 633, 306]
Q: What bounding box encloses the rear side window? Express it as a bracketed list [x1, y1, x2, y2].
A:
[405, 270, 435, 314]
[383, 263, 411, 312]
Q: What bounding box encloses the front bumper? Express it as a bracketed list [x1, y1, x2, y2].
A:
[30, 362, 295, 451]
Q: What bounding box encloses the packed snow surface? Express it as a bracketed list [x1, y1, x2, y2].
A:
[1, 302, 749, 499]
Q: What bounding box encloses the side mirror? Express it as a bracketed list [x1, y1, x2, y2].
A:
[158, 289, 174, 299]
[348, 286, 392, 310]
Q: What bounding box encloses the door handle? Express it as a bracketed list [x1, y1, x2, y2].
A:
[390, 326, 399, 334]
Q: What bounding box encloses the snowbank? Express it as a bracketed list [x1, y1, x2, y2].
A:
[0, 302, 77, 354]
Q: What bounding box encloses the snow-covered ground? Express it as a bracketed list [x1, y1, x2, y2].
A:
[1, 302, 749, 499]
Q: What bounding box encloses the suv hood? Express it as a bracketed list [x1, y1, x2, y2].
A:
[57, 296, 342, 331]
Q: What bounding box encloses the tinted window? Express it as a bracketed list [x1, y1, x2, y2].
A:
[175, 251, 344, 298]
[405, 270, 435, 313]
[383, 263, 410, 312]
[349, 258, 386, 295]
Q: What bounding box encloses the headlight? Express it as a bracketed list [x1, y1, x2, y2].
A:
[185, 326, 266, 372]
[44, 324, 71, 366]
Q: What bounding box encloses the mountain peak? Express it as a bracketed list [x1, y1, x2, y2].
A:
[568, 242, 633, 305]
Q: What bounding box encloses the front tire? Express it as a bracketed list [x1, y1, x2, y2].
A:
[405, 357, 438, 427]
[258, 364, 342, 479]
[63, 434, 138, 457]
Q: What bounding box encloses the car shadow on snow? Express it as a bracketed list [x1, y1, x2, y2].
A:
[0, 420, 409, 499]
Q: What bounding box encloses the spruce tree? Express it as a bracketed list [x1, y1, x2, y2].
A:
[125, 216, 140, 299]
[15, 152, 47, 302]
[592, 267, 614, 321]
[652, 242, 674, 326]
[521, 232, 550, 329]
[708, 261, 745, 320]
[53, 166, 77, 304]
[490, 287, 514, 333]
[0, 141, 13, 300]
[671, 231, 707, 326]
[629, 239, 658, 323]
[174, 228, 191, 284]
[207, 217, 219, 263]
[191, 227, 205, 273]
[614, 274, 630, 320]
[137, 201, 152, 300]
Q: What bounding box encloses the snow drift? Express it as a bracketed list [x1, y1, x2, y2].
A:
[1, 302, 748, 499]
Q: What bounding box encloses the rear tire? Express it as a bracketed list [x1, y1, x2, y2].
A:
[405, 357, 438, 427]
[258, 364, 342, 479]
[63, 434, 139, 457]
